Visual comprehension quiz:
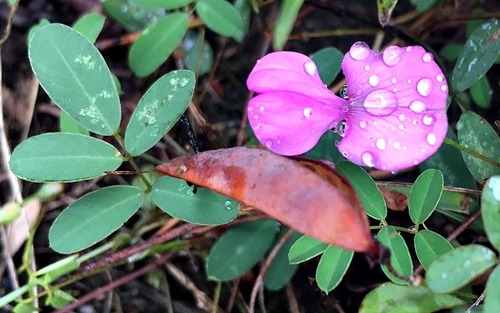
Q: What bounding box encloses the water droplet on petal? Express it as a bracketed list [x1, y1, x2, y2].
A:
[441, 85, 448, 92]
[406, 47, 412, 52]
[393, 141, 401, 149]
[417, 78, 433, 96]
[340, 85, 349, 99]
[409, 100, 426, 113]
[436, 74, 444, 82]
[248, 106, 254, 112]
[427, 133, 437, 145]
[337, 120, 347, 137]
[399, 124, 405, 130]
[253, 114, 259, 120]
[363, 89, 397, 116]
[376, 138, 386, 150]
[383, 46, 403, 66]
[303, 107, 313, 119]
[303, 61, 316, 76]
[422, 114, 434, 125]
[265, 140, 273, 148]
[408, 79, 412, 84]
[422, 52, 433, 63]
[349, 41, 370, 61]
[256, 59, 262, 64]
[392, 77, 397, 84]
[259, 105, 265, 112]
[359, 121, 367, 129]
[369, 75, 379, 86]
[361, 152, 375, 167]
[364, 64, 370, 71]
[342, 151, 349, 157]
[398, 114, 405, 121]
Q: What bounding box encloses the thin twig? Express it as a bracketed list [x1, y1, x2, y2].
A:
[226, 279, 240, 313]
[375, 181, 482, 195]
[466, 290, 486, 313]
[285, 283, 300, 313]
[0, 0, 21, 48]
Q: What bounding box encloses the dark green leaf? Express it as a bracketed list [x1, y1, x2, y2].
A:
[10, 133, 122, 182]
[124, 70, 195, 155]
[196, 0, 244, 42]
[470, 75, 492, 109]
[481, 176, 500, 250]
[410, 0, 437, 12]
[264, 231, 301, 290]
[72, 13, 106, 44]
[311, 47, 343, 85]
[273, 0, 304, 50]
[183, 31, 214, 76]
[101, 0, 166, 32]
[316, 245, 353, 293]
[452, 19, 500, 92]
[377, 227, 413, 284]
[360, 283, 465, 313]
[49, 186, 144, 253]
[409, 169, 444, 224]
[426, 245, 497, 293]
[128, 13, 188, 77]
[152, 176, 239, 225]
[129, 0, 193, 9]
[336, 161, 387, 220]
[206, 219, 277, 281]
[288, 235, 328, 264]
[440, 44, 463, 62]
[457, 111, 500, 182]
[414, 230, 453, 270]
[29, 24, 121, 135]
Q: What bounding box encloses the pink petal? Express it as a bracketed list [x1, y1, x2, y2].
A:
[248, 91, 347, 155]
[339, 42, 448, 170]
[247, 52, 337, 103]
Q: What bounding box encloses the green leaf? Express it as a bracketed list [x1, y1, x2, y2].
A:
[410, 0, 437, 12]
[101, 0, 166, 32]
[10, 133, 122, 182]
[426, 244, 497, 293]
[452, 19, 500, 92]
[196, 0, 244, 42]
[72, 13, 106, 44]
[124, 70, 195, 155]
[36, 255, 79, 283]
[273, 0, 304, 50]
[311, 47, 343, 85]
[129, 0, 193, 9]
[183, 31, 214, 76]
[414, 230, 453, 270]
[336, 161, 387, 220]
[206, 219, 277, 281]
[288, 235, 328, 264]
[457, 111, 500, 182]
[440, 44, 463, 62]
[377, 0, 399, 27]
[263, 231, 301, 290]
[128, 13, 188, 77]
[13, 303, 37, 313]
[131, 166, 158, 211]
[152, 176, 239, 225]
[482, 176, 500, 250]
[484, 265, 500, 313]
[360, 283, 465, 313]
[45, 289, 75, 309]
[304, 131, 343, 164]
[49, 186, 144, 253]
[59, 111, 89, 135]
[409, 169, 444, 224]
[470, 75, 492, 109]
[377, 227, 413, 284]
[466, 9, 486, 38]
[28, 18, 50, 42]
[316, 245, 354, 293]
[29, 24, 121, 135]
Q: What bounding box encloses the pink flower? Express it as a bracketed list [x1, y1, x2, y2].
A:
[247, 42, 449, 171]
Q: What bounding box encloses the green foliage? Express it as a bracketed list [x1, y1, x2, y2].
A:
[273, 0, 304, 50]
[409, 169, 444, 224]
[377, 227, 413, 284]
[263, 231, 301, 290]
[72, 13, 106, 43]
[182, 31, 214, 76]
[129, 0, 193, 10]
[311, 47, 343, 85]
[410, 0, 438, 12]
[316, 245, 353, 293]
[376, 0, 399, 27]
[101, 0, 166, 31]
[288, 235, 328, 264]
[481, 176, 500, 250]
[470, 75, 492, 109]
[195, 0, 244, 42]
[484, 265, 500, 313]
[414, 230, 453, 270]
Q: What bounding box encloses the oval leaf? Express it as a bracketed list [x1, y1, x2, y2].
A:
[129, 0, 193, 9]
[481, 176, 500, 250]
[360, 283, 465, 313]
[414, 230, 453, 270]
[470, 75, 492, 109]
[49, 186, 144, 253]
[457, 111, 500, 182]
[426, 244, 497, 293]
[152, 176, 239, 225]
[59, 111, 89, 135]
[336, 161, 387, 220]
[263, 231, 301, 290]
[288, 235, 328, 264]
[29, 23, 120, 135]
[484, 265, 500, 313]
[129, 13, 188, 77]
[125, 70, 195, 155]
[156, 148, 382, 255]
[311, 47, 343, 85]
[10, 133, 122, 182]
[273, 0, 304, 50]
[206, 219, 277, 281]
[196, 0, 244, 42]
[377, 227, 413, 284]
[452, 19, 500, 92]
[409, 169, 444, 224]
[72, 12, 106, 44]
[316, 245, 354, 293]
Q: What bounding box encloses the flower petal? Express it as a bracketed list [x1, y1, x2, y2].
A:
[247, 52, 336, 103]
[248, 91, 346, 155]
[338, 42, 449, 170]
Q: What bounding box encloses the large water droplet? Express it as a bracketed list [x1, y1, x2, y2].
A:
[422, 52, 433, 63]
[417, 78, 433, 96]
[361, 151, 375, 167]
[349, 41, 370, 61]
[303, 61, 316, 76]
[383, 46, 403, 66]
[427, 133, 437, 145]
[409, 100, 426, 113]
[340, 85, 348, 99]
[422, 114, 434, 126]
[363, 89, 397, 116]
[369, 75, 379, 87]
[303, 107, 313, 119]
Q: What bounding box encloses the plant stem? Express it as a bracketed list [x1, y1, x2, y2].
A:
[444, 137, 500, 167]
